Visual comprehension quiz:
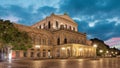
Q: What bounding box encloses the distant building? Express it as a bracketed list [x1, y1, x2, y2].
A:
[105, 37, 120, 49]
[13, 13, 96, 59]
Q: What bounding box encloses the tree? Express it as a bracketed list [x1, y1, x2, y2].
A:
[0, 19, 32, 50]
[91, 38, 110, 56]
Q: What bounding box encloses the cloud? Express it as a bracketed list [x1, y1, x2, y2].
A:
[88, 20, 99, 27]
[0, 0, 60, 9]
[1, 15, 21, 22]
[0, 5, 57, 25]
[106, 17, 120, 26]
[0, 0, 120, 41]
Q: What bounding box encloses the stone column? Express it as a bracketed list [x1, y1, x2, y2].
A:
[52, 48, 55, 58]
[46, 49, 48, 58]
[27, 50, 30, 58]
[41, 50, 43, 58]
[34, 50, 37, 58]
[60, 48, 62, 58]
[71, 46, 73, 57]
[76, 48, 79, 57]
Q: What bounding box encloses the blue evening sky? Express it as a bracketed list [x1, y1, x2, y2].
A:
[0, 0, 120, 41]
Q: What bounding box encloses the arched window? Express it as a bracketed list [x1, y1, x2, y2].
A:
[64, 38, 67, 44]
[65, 24, 67, 29]
[43, 49, 46, 57]
[56, 21, 58, 28]
[43, 23, 45, 29]
[48, 21, 51, 29]
[23, 51, 27, 57]
[69, 26, 71, 30]
[39, 25, 41, 29]
[37, 52, 40, 57]
[73, 27, 75, 31]
[57, 38, 60, 45]
[48, 40, 51, 45]
[30, 52, 34, 57]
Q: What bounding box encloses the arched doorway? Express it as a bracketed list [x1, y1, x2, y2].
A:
[56, 49, 60, 57]
[67, 49, 70, 57]
[64, 38, 67, 44]
[57, 38, 60, 45]
[43, 49, 46, 57]
[37, 52, 40, 57]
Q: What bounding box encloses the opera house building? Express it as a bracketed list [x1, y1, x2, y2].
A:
[13, 13, 96, 59]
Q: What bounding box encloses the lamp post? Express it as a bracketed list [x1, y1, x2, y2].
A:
[93, 44, 97, 59]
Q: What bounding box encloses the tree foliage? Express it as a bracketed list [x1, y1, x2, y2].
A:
[91, 38, 120, 56]
[91, 38, 110, 56]
[0, 19, 32, 50]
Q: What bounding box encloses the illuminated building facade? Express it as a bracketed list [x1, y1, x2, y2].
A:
[13, 13, 96, 59]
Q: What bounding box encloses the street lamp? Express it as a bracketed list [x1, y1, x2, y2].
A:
[99, 50, 103, 53]
[99, 49, 103, 57]
[106, 51, 109, 53]
[111, 51, 114, 54]
[93, 44, 97, 48]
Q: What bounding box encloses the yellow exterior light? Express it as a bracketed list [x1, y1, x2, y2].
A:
[61, 23, 63, 25]
[106, 51, 109, 53]
[62, 47, 65, 50]
[99, 50, 103, 53]
[35, 45, 40, 48]
[93, 44, 97, 48]
[79, 48, 83, 51]
[115, 52, 118, 54]
[111, 52, 114, 54]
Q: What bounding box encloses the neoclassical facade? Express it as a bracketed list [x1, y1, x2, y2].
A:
[12, 13, 96, 59]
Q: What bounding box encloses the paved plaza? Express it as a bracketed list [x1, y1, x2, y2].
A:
[0, 58, 120, 68]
